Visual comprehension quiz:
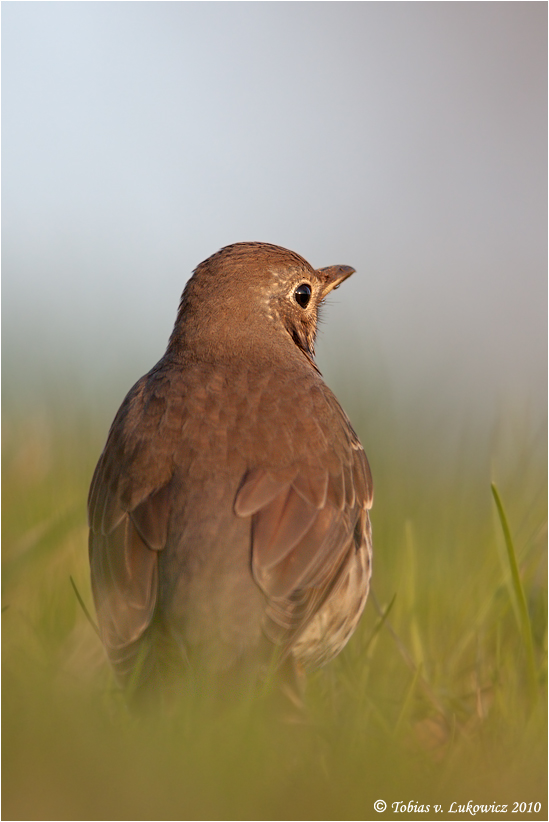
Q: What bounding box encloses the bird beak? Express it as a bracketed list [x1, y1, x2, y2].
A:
[316, 265, 356, 299]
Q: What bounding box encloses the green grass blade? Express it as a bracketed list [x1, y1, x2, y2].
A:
[70, 575, 101, 638]
[491, 482, 538, 708]
[363, 590, 396, 653]
[393, 662, 422, 736]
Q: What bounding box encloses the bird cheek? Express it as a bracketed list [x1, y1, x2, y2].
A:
[305, 312, 318, 348]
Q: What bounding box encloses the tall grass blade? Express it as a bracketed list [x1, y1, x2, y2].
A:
[70, 575, 101, 638]
[371, 590, 446, 717]
[393, 662, 422, 736]
[491, 482, 538, 709]
[362, 590, 396, 653]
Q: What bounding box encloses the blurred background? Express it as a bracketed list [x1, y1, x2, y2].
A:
[3, 1, 546, 421]
[3, 4, 547, 820]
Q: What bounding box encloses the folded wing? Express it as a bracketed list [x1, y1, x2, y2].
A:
[234, 431, 373, 663]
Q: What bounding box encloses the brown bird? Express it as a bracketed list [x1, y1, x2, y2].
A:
[88, 242, 373, 700]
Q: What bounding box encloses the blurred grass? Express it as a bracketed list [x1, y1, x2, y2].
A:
[2, 376, 547, 821]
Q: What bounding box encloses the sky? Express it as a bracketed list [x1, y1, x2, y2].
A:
[3, 2, 547, 424]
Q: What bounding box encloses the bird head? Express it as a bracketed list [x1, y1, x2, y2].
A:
[168, 242, 355, 364]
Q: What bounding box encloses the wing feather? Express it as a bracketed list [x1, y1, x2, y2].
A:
[252, 485, 319, 570]
[89, 518, 158, 650]
[234, 431, 373, 661]
[88, 370, 176, 675]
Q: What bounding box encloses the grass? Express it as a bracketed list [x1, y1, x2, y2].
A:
[2, 375, 547, 821]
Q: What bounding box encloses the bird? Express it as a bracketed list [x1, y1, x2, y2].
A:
[88, 242, 373, 702]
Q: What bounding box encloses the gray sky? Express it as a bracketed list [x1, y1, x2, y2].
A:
[3, 2, 547, 422]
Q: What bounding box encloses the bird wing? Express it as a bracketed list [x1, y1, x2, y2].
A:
[234, 407, 373, 659]
[87, 371, 175, 673]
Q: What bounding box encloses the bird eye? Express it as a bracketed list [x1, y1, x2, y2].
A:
[294, 283, 312, 308]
